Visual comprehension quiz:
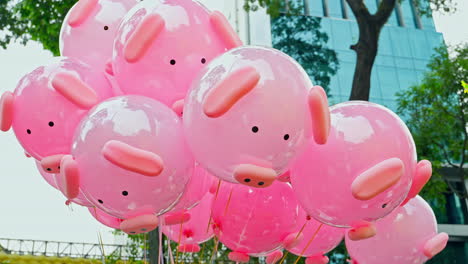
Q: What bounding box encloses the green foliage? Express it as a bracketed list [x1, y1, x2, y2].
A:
[107, 231, 148, 264]
[271, 15, 339, 95]
[397, 44, 468, 201]
[0, 0, 76, 55]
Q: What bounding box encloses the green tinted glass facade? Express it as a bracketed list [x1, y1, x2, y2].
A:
[277, 0, 443, 110]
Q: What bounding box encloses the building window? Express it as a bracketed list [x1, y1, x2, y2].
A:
[322, 0, 329, 17]
[409, 0, 423, 29]
[341, 0, 348, 19]
[395, 3, 405, 27]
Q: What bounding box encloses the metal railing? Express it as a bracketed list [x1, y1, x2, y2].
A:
[0, 238, 143, 260]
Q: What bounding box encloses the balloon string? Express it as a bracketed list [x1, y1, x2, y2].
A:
[223, 188, 234, 216]
[199, 238, 207, 261]
[210, 237, 220, 263]
[158, 229, 162, 264]
[175, 222, 184, 263]
[144, 233, 148, 264]
[206, 180, 222, 233]
[293, 223, 324, 264]
[97, 231, 106, 263]
[167, 233, 175, 264]
[278, 221, 308, 264]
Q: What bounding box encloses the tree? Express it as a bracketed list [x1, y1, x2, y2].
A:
[243, 0, 456, 101]
[0, 0, 76, 55]
[271, 14, 339, 94]
[397, 44, 468, 200]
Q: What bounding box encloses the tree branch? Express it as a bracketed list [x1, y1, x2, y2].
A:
[345, 0, 371, 21]
[434, 142, 459, 168]
[444, 178, 468, 199]
[374, 0, 396, 26]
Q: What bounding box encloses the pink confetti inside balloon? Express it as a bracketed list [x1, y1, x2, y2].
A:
[287, 207, 344, 263]
[212, 181, 301, 262]
[112, 0, 242, 108]
[162, 192, 214, 253]
[162, 164, 214, 225]
[346, 196, 449, 264]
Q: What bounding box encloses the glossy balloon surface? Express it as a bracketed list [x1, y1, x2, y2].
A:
[288, 207, 344, 257]
[346, 196, 443, 264]
[10, 57, 113, 160]
[72, 96, 193, 219]
[291, 101, 416, 227]
[60, 0, 137, 71]
[184, 46, 313, 184]
[212, 181, 299, 256]
[162, 192, 214, 245]
[113, 0, 238, 107]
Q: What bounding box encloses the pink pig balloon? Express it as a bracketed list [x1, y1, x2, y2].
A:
[212, 181, 302, 263]
[184, 46, 331, 188]
[287, 208, 344, 264]
[35, 160, 59, 189]
[346, 196, 449, 264]
[112, 0, 242, 108]
[60, 95, 193, 234]
[60, 0, 137, 73]
[162, 192, 214, 253]
[291, 102, 417, 228]
[88, 207, 123, 230]
[162, 164, 214, 225]
[35, 160, 94, 207]
[0, 57, 113, 173]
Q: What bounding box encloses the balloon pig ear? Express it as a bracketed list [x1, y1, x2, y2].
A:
[51, 72, 99, 109]
[210, 11, 243, 49]
[102, 140, 164, 177]
[401, 160, 432, 206]
[0, 91, 14, 132]
[203, 67, 260, 118]
[60, 155, 81, 200]
[308, 86, 330, 145]
[68, 0, 99, 27]
[124, 14, 166, 63]
[348, 222, 377, 241]
[423, 233, 449, 259]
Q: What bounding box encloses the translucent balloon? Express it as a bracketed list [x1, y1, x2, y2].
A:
[184, 46, 330, 188]
[162, 192, 214, 252]
[346, 196, 449, 264]
[88, 207, 123, 229]
[287, 207, 344, 262]
[162, 164, 214, 225]
[60, 0, 137, 72]
[212, 181, 300, 261]
[0, 57, 113, 171]
[291, 101, 417, 227]
[35, 160, 93, 207]
[61, 95, 193, 234]
[112, 0, 242, 108]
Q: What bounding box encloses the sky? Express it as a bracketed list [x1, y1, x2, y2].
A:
[0, 0, 466, 247]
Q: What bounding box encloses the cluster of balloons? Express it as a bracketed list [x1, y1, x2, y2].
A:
[0, 0, 449, 263]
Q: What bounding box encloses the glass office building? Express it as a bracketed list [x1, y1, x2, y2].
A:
[271, 0, 444, 109]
